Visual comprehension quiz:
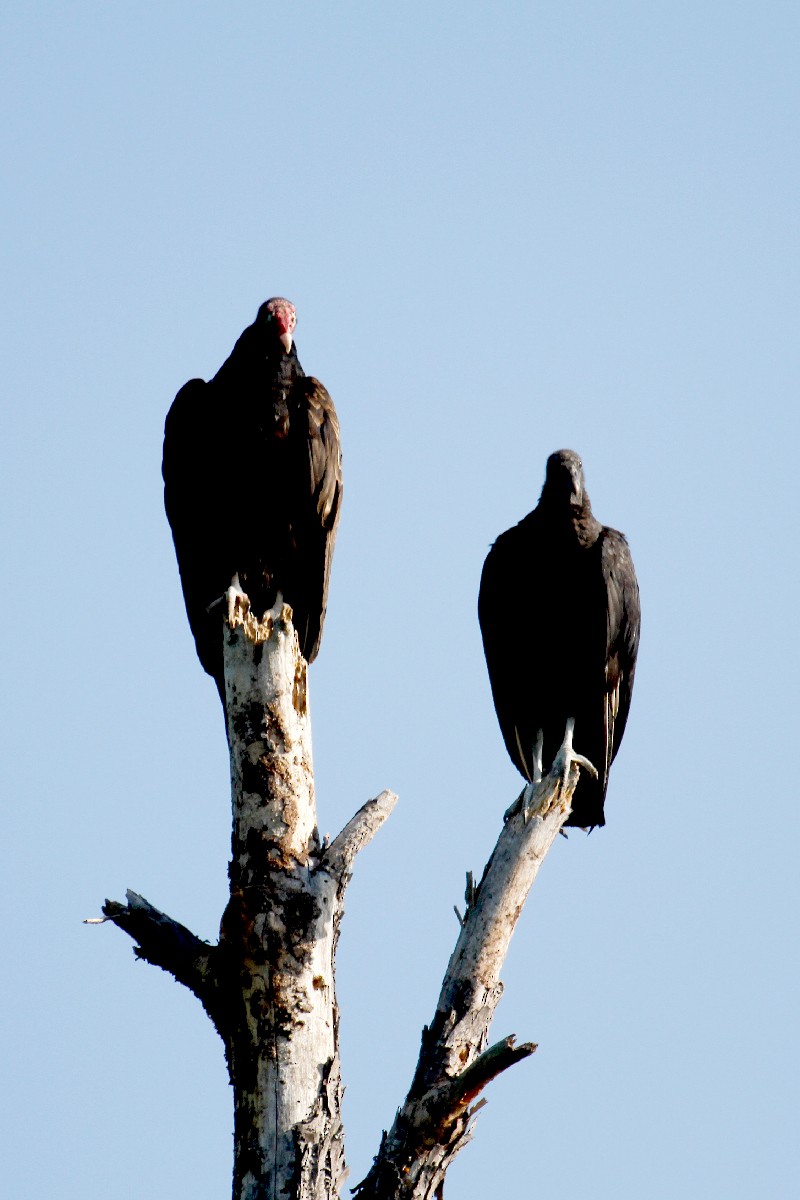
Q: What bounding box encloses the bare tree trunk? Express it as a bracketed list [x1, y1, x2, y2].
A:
[97, 593, 395, 1199]
[93, 592, 586, 1198]
[222, 592, 339, 1199]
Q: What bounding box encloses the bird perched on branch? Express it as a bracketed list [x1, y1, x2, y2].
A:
[478, 450, 639, 828]
[163, 297, 343, 700]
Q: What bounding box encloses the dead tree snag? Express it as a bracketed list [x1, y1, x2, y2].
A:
[93, 590, 587, 1199]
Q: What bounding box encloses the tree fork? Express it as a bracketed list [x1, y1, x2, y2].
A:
[92, 590, 587, 1198]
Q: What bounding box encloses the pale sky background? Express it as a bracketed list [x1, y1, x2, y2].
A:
[2, 3, 799, 1197]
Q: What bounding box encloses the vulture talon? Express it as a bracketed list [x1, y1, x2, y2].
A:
[550, 718, 598, 793]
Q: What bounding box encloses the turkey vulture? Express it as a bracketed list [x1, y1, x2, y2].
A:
[163, 297, 342, 700]
[478, 450, 639, 828]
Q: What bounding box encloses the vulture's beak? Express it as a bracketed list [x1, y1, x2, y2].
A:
[279, 331, 293, 354]
[570, 470, 583, 506]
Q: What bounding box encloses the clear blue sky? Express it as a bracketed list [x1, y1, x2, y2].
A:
[2, 3, 798, 1196]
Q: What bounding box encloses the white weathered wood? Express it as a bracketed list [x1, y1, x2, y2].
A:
[225, 589, 317, 861]
[223, 591, 336, 1199]
[324, 790, 399, 878]
[354, 746, 587, 1200]
[98, 592, 395, 1200]
[442, 773, 572, 1007]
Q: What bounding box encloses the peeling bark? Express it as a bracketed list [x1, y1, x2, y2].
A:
[97, 592, 395, 1200]
[221, 593, 336, 1200]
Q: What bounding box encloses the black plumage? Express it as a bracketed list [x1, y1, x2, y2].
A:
[163, 298, 342, 699]
[478, 450, 639, 828]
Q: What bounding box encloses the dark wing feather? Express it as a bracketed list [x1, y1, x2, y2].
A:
[600, 528, 640, 778]
[164, 369, 342, 686]
[162, 378, 229, 685]
[477, 528, 534, 780]
[288, 376, 342, 662]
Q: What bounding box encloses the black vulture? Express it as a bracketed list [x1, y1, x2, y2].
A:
[163, 298, 342, 701]
[478, 450, 639, 828]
